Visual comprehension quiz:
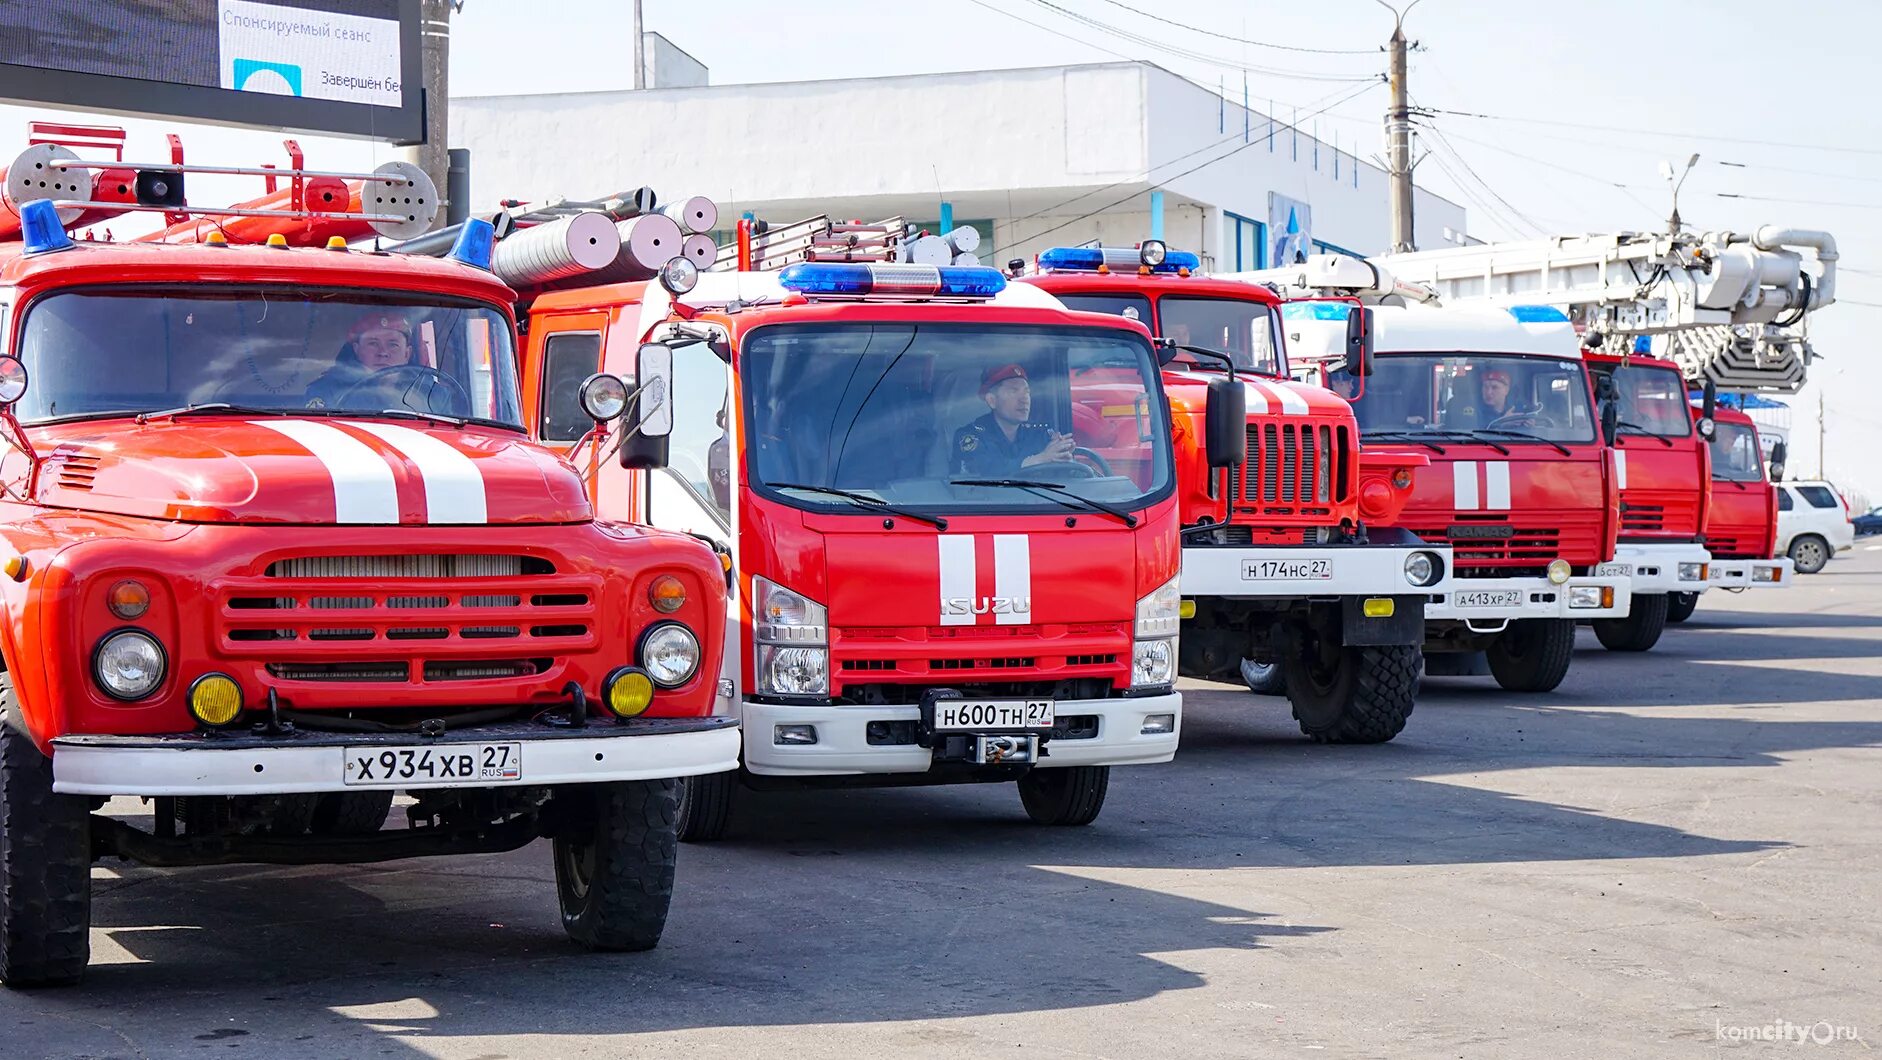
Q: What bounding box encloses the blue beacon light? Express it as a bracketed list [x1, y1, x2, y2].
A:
[18, 200, 76, 256]
[776, 262, 1007, 299]
[1038, 245, 1201, 274]
[446, 217, 496, 271]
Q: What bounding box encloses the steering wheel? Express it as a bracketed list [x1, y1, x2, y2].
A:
[1071, 446, 1114, 476]
[1487, 409, 1557, 432]
[336, 365, 472, 417]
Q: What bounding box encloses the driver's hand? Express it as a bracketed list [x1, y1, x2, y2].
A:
[1026, 431, 1075, 465]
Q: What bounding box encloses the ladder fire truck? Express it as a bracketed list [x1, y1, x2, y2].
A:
[508, 218, 1234, 839]
[0, 126, 737, 987]
[1016, 244, 1448, 743]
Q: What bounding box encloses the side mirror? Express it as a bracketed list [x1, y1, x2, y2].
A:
[1769, 440, 1787, 481]
[619, 344, 674, 470]
[0, 355, 27, 405]
[1154, 339, 1178, 367]
[1702, 379, 1717, 421]
[1601, 400, 1620, 445]
[1344, 306, 1373, 377]
[1204, 377, 1246, 468]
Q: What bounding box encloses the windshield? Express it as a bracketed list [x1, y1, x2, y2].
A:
[1710, 422, 1765, 482]
[742, 322, 1173, 514]
[16, 287, 522, 427]
[1600, 363, 1692, 438]
[1053, 292, 1282, 375]
[1349, 353, 1596, 443]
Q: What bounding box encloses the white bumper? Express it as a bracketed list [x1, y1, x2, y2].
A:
[1709, 557, 1793, 589]
[1181, 542, 1450, 598]
[1613, 541, 1715, 595]
[51, 719, 741, 797]
[740, 692, 1182, 776]
[1425, 574, 1631, 625]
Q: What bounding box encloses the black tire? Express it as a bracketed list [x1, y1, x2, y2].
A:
[1485, 618, 1576, 693]
[1018, 765, 1109, 826]
[1282, 643, 1421, 744]
[309, 791, 394, 836]
[675, 771, 736, 843]
[1789, 534, 1830, 574]
[0, 675, 91, 989]
[1238, 658, 1287, 696]
[1665, 592, 1699, 624]
[1592, 592, 1670, 652]
[553, 779, 679, 952]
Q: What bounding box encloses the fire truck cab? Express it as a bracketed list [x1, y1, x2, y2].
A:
[1678, 405, 1790, 620]
[520, 260, 1219, 838]
[0, 137, 737, 988]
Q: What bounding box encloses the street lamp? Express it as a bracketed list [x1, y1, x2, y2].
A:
[1660, 153, 1699, 235]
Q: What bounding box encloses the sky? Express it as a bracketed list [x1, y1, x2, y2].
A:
[3, 0, 1877, 501]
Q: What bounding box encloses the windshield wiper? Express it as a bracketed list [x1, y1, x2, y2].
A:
[1615, 420, 1674, 448]
[1361, 430, 1449, 455]
[374, 407, 467, 428]
[139, 402, 309, 422]
[1473, 427, 1572, 456]
[950, 478, 1137, 527]
[767, 482, 948, 529]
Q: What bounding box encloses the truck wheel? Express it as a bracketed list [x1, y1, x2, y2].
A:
[1282, 644, 1420, 744]
[1665, 592, 1699, 624]
[1593, 593, 1669, 652]
[1485, 619, 1576, 693]
[1018, 765, 1109, 826]
[0, 677, 92, 988]
[1789, 534, 1829, 574]
[1238, 658, 1287, 696]
[676, 771, 736, 843]
[309, 791, 394, 835]
[553, 779, 679, 952]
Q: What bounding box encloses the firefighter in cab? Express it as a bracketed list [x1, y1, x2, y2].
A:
[953, 363, 1074, 476]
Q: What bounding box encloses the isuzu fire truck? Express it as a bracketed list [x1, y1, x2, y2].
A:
[517, 257, 1234, 839]
[1279, 296, 1631, 693]
[0, 135, 737, 988]
[1672, 404, 1790, 622]
[1018, 245, 1448, 743]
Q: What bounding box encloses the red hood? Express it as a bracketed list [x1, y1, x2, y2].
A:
[1613, 437, 1709, 539]
[29, 417, 591, 525]
[1160, 369, 1356, 418]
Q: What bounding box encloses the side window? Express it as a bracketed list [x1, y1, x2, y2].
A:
[657, 341, 732, 529]
[1798, 485, 1838, 509]
[539, 333, 601, 442]
[1777, 489, 1794, 512]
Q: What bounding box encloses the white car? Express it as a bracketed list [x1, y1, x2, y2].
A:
[1775, 480, 1855, 574]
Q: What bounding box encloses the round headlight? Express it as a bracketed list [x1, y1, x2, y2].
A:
[1404, 550, 1440, 587]
[1139, 240, 1168, 267]
[603, 667, 656, 718]
[640, 623, 701, 687]
[188, 673, 244, 727]
[658, 255, 699, 296]
[1547, 558, 1573, 585]
[578, 373, 628, 422]
[94, 630, 165, 701]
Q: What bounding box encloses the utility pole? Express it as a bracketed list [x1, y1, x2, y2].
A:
[1380, 2, 1420, 253]
[1818, 390, 1826, 479]
[404, 0, 455, 230]
[632, 0, 646, 89]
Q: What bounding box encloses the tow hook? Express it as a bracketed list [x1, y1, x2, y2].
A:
[254, 688, 296, 737]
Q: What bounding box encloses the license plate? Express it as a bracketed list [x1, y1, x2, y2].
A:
[343, 743, 523, 786]
[1595, 562, 1632, 577]
[1454, 589, 1523, 608]
[933, 699, 1054, 731]
[1242, 558, 1333, 581]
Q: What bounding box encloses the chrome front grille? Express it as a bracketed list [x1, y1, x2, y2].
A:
[1226, 422, 1351, 518]
[265, 554, 554, 579]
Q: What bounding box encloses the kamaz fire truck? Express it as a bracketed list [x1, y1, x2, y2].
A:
[516, 251, 1233, 839]
[1674, 404, 1790, 621]
[0, 130, 737, 987]
[1018, 245, 1448, 743]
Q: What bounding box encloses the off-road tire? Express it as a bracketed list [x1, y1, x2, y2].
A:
[1789, 534, 1830, 575]
[1238, 659, 1287, 696]
[1593, 592, 1670, 652]
[1665, 592, 1699, 624]
[675, 771, 736, 843]
[0, 676, 91, 988]
[553, 779, 679, 951]
[1486, 618, 1576, 693]
[1283, 644, 1420, 744]
[1017, 765, 1110, 826]
[309, 791, 394, 836]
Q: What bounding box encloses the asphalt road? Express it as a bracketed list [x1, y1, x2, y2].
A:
[8, 547, 1881, 1058]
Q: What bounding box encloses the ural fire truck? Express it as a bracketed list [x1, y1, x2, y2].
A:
[0, 132, 737, 988]
[1676, 404, 1789, 621]
[517, 252, 1230, 838]
[1018, 245, 1447, 743]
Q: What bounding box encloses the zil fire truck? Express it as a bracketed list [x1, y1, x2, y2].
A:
[1017, 245, 1448, 743]
[1675, 404, 1790, 621]
[515, 248, 1236, 839]
[0, 131, 737, 987]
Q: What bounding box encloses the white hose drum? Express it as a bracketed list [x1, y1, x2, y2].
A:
[490, 211, 620, 287]
[945, 225, 981, 254]
[659, 195, 719, 235]
[681, 233, 717, 269]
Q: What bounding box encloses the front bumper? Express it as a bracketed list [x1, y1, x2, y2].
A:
[1613, 541, 1714, 595]
[1180, 541, 1452, 599]
[51, 717, 740, 796]
[740, 692, 1182, 776]
[1709, 557, 1793, 589]
[1426, 574, 1631, 625]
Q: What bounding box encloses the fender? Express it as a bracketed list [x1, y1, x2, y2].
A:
[1356, 449, 1430, 526]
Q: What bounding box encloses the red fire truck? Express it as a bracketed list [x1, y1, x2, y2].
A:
[0, 136, 736, 987]
[1675, 404, 1790, 621]
[1282, 299, 1631, 692]
[1018, 246, 1446, 744]
[1576, 350, 1717, 650]
[517, 257, 1232, 839]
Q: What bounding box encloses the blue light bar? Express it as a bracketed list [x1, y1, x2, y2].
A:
[776, 262, 1006, 300]
[18, 200, 75, 256]
[1038, 245, 1201, 274]
[447, 217, 495, 271]
[1506, 304, 1570, 323]
[1280, 301, 1354, 321]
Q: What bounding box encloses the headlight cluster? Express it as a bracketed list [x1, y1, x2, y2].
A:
[1678, 562, 1709, 582]
[94, 629, 165, 701]
[1403, 550, 1443, 587]
[1568, 585, 1615, 609]
[754, 575, 830, 696]
[640, 623, 702, 687]
[1131, 574, 1181, 690]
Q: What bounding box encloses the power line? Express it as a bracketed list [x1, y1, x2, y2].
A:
[1716, 160, 1882, 187]
[1088, 0, 1378, 55]
[1016, 0, 1381, 82]
[1423, 124, 1663, 217]
[1715, 193, 1882, 210]
[1417, 118, 1547, 237]
[960, 0, 1138, 62]
[1423, 105, 1882, 158]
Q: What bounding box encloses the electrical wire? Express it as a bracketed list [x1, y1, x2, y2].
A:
[1422, 106, 1882, 158]
[1423, 124, 1663, 217]
[959, 0, 1139, 63]
[1015, 0, 1381, 82]
[1087, 0, 1378, 55]
[1418, 120, 1547, 237]
[1715, 193, 1882, 210]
